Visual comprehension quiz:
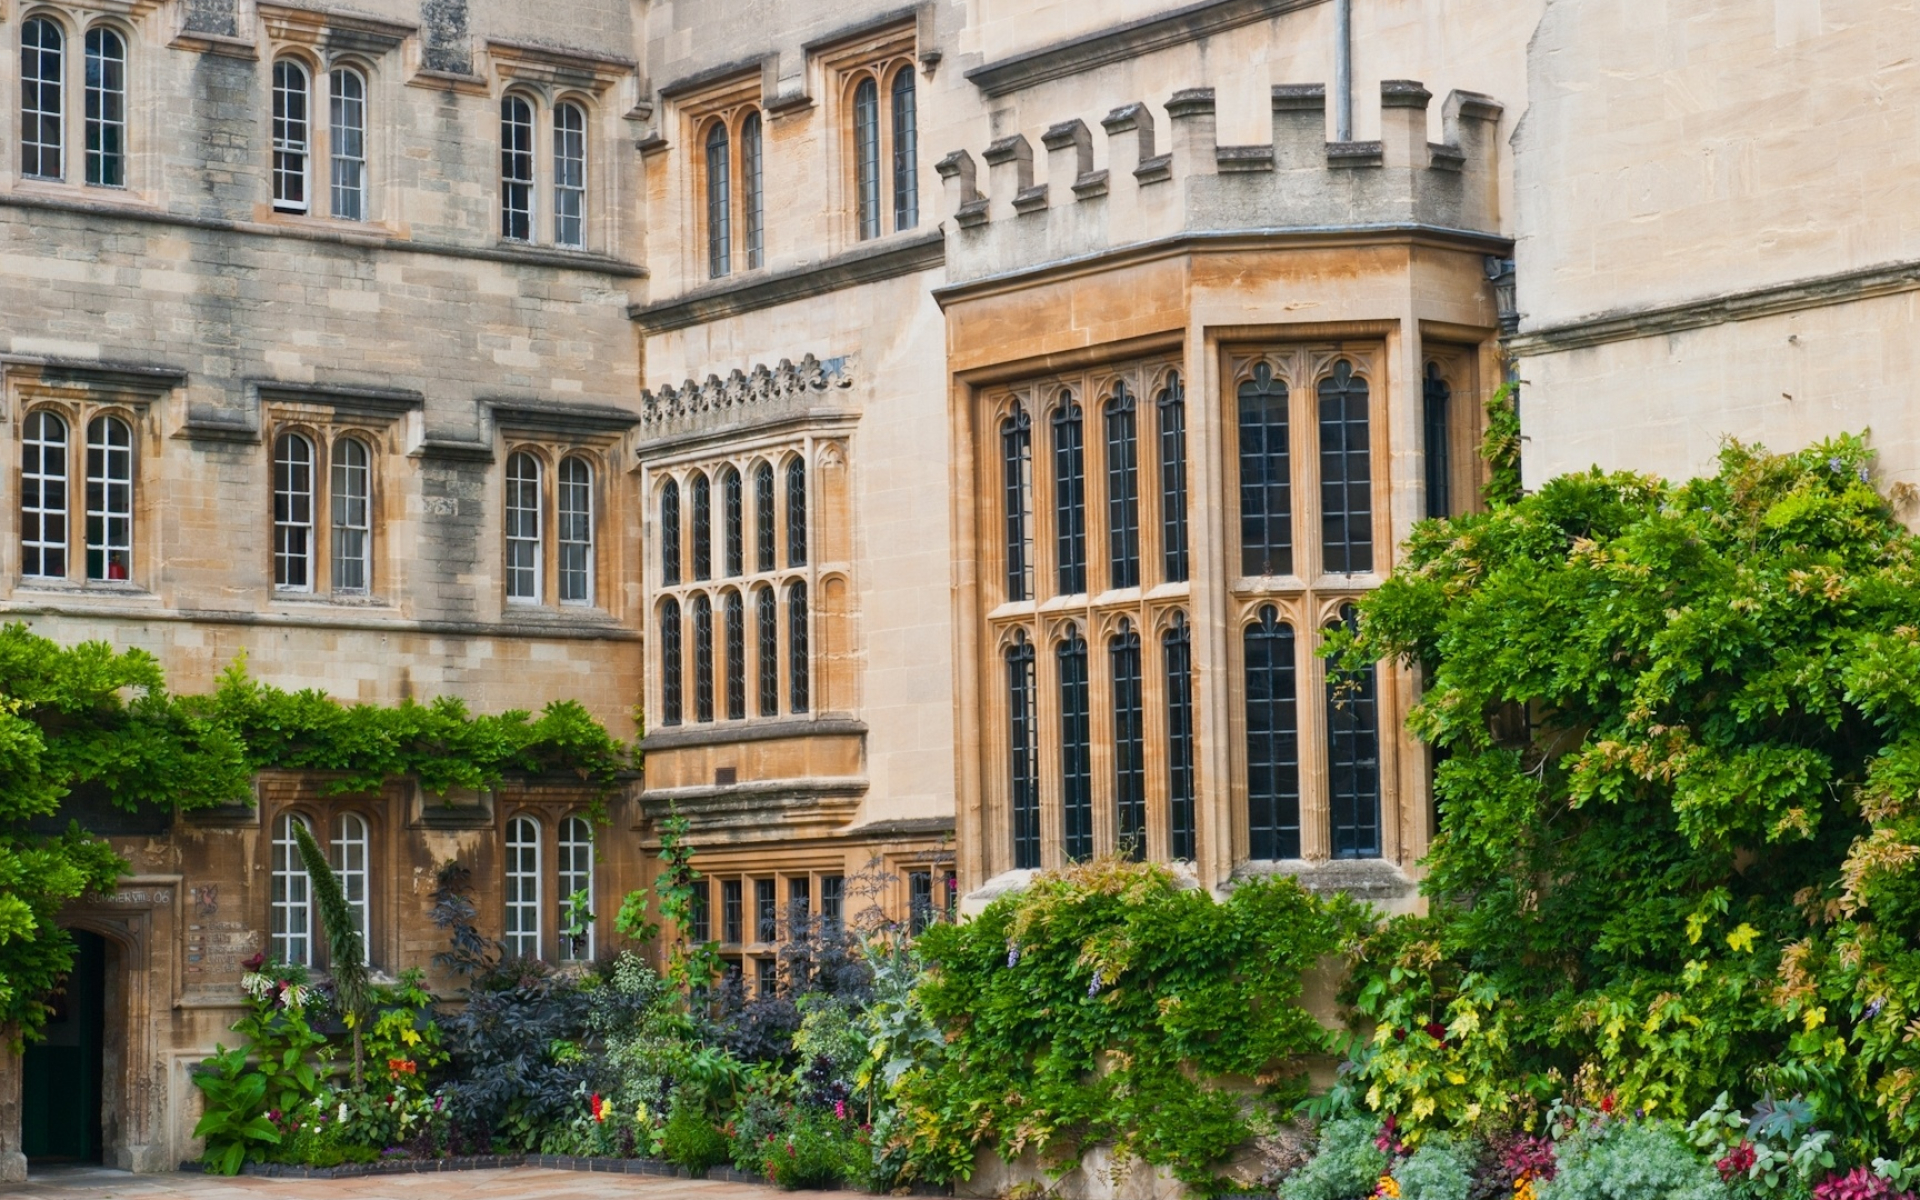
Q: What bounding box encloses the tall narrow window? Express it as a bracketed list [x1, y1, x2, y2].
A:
[724, 590, 746, 720]
[1245, 607, 1300, 860]
[1327, 607, 1382, 858]
[1111, 623, 1146, 860]
[756, 585, 779, 717]
[22, 411, 68, 579]
[705, 121, 731, 278]
[890, 68, 917, 231]
[788, 877, 811, 938]
[272, 60, 310, 212]
[820, 875, 844, 933]
[689, 880, 711, 943]
[1423, 363, 1452, 521]
[1001, 409, 1034, 602]
[505, 451, 542, 601]
[722, 465, 744, 577]
[328, 68, 365, 220]
[1006, 634, 1040, 870]
[558, 456, 593, 605]
[271, 813, 313, 966]
[1104, 383, 1140, 590]
[558, 815, 594, 961]
[553, 102, 585, 248]
[661, 479, 682, 585]
[1052, 396, 1087, 595]
[1164, 618, 1196, 861]
[85, 415, 132, 582]
[331, 437, 371, 593]
[84, 27, 126, 188]
[1238, 363, 1292, 577]
[1058, 627, 1092, 860]
[741, 112, 764, 270]
[909, 870, 934, 935]
[753, 461, 775, 572]
[330, 813, 369, 947]
[660, 599, 684, 726]
[788, 581, 810, 713]
[504, 816, 541, 959]
[1319, 360, 1373, 574]
[21, 18, 64, 181]
[273, 432, 315, 590]
[500, 95, 534, 241]
[691, 471, 712, 580]
[853, 78, 880, 240]
[722, 880, 743, 943]
[755, 878, 777, 943]
[693, 594, 715, 723]
[785, 458, 808, 568]
[1157, 374, 1189, 584]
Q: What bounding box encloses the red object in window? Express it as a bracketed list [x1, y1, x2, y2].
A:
[107, 559, 128, 581]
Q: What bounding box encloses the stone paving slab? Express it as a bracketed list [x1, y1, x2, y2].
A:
[12, 1165, 873, 1200]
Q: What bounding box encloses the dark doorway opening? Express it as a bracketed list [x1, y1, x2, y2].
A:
[23, 929, 106, 1163]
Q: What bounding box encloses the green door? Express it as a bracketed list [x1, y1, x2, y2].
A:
[22, 929, 105, 1163]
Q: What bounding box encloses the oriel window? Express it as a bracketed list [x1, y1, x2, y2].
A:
[1238, 363, 1292, 577]
[1245, 606, 1300, 860]
[1318, 360, 1373, 574]
[1051, 396, 1087, 596]
[1326, 607, 1382, 858]
[1104, 383, 1140, 590]
[1001, 408, 1034, 602]
[660, 599, 684, 726]
[1110, 622, 1146, 860]
[1058, 626, 1092, 861]
[1006, 634, 1040, 870]
[1157, 373, 1189, 584]
[1163, 617, 1196, 861]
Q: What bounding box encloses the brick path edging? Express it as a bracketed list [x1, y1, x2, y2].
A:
[177, 1154, 952, 1193]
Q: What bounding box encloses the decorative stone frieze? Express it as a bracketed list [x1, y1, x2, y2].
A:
[637, 353, 854, 447]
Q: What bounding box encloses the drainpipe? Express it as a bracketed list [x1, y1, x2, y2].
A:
[1333, 0, 1353, 141]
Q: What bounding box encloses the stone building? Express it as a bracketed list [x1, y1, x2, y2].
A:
[4, 0, 1918, 1180]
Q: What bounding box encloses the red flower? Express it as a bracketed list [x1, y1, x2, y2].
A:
[1599, 1093, 1617, 1115]
[1717, 1142, 1756, 1181]
[1424, 1021, 1447, 1042]
[590, 1094, 605, 1122]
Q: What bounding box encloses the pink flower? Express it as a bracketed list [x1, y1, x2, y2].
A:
[834, 1100, 847, 1120]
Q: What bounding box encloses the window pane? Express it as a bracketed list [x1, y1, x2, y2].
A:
[788, 876, 811, 938]
[1157, 374, 1189, 584]
[890, 69, 918, 232]
[21, 19, 64, 181]
[691, 472, 712, 580]
[819, 875, 844, 934]
[785, 458, 808, 568]
[661, 479, 681, 585]
[1245, 608, 1300, 860]
[1327, 608, 1382, 858]
[331, 437, 371, 593]
[689, 879, 711, 943]
[501, 96, 533, 241]
[558, 457, 593, 604]
[1001, 410, 1033, 602]
[853, 78, 880, 240]
[1007, 637, 1039, 870]
[329, 68, 365, 219]
[505, 452, 542, 600]
[1424, 363, 1453, 520]
[1058, 628, 1092, 861]
[85, 416, 132, 582]
[722, 879, 743, 944]
[754, 461, 775, 573]
[271, 814, 313, 966]
[660, 599, 683, 726]
[504, 817, 542, 960]
[1319, 360, 1374, 573]
[741, 112, 764, 269]
[788, 581, 810, 713]
[1051, 396, 1086, 595]
[84, 28, 126, 188]
[21, 411, 68, 579]
[1111, 626, 1145, 860]
[909, 870, 933, 935]
[558, 816, 594, 961]
[706, 122, 730, 278]
[693, 594, 714, 723]
[1164, 620, 1196, 861]
[330, 813, 370, 953]
[755, 878, 776, 943]
[272, 60, 309, 211]
[1104, 383, 1140, 590]
[756, 585, 779, 717]
[725, 590, 745, 720]
[722, 466, 744, 577]
[1238, 363, 1292, 577]
[553, 102, 586, 248]
[273, 433, 315, 590]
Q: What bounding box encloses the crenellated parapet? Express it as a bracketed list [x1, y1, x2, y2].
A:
[935, 81, 1503, 287]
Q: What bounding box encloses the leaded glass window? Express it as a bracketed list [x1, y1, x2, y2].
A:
[1424, 363, 1452, 521]
[742, 112, 764, 269]
[1245, 606, 1300, 859]
[725, 589, 746, 720]
[1319, 360, 1373, 574]
[1058, 626, 1092, 860]
[1111, 622, 1145, 860]
[722, 879, 743, 944]
[84, 27, 126, 189]
[661, 480, 682, 585]
[722, 465, 744, 577]
[754, 461, 775, 572]
[1104, 383, 1140, 590]
[692, 593, 714, 723]
[1001, 409, 1034, 602]
[1006, 634, 1039, 870]
[785, 458, 808, 568]
[755, 878, 777, 943]
[660, 599, 683, 726]
[691, 471, 712, 580]
[1326, 606, 1381, 858]
[756, 585, 779, 716]
[1238, 363, 1291, 577]
[788, 581, 810, 713]
[853, 78, 880, 240]
[705, 121, 730, 277]
[891, 68, 917, 232]
[1157, 373, 1189, 583]
[1164, 617, 1196, 861]
[1051, 396, 1086, 595]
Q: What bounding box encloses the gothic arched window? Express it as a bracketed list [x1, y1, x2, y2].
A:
[724, 589, 746, 720]
[1058, 626, 1092, 860]
[692, 593, 715, 723]
[1110, 621, 1145, 859]
[755, 584, 779, 716]
[1051, 395, 1086, 595]
[1238, 363, 1291, 577]
[741, 111, 764, 269]
[788, 581, 810, 713]
[705, 120, 731, 277]
[1163, 617, 1196, 861]
[660, 599, 683, 726]
[660, 479, 682, 585]
[1006, 633, 1039, 870]
[1104, 383, 1140, 590]
[1245, 606, 1300, 860]
[753, 461, 775, 572]
[890, 67, 917, 231]
[690, 471, 712, 580]
[1326, 605, 1382, 858]
[1001, 409, 1034, 602]
[1319, 360, 1373, 574]
[853, 77, 880, 240]
[1157, 373, 1189, 583]
[721, 465, 744, 577]
[785, 457, 809, 568]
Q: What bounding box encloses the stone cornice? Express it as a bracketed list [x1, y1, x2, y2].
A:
[637, 354, 855, 450]
[639, 716, 868, 752]
[629, 230, 942, 333]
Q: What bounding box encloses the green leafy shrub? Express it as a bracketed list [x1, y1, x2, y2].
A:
[758, 1108, 869, 1190]
[1536, 1121, 1726, 1200]
[1397, 1133, 1475, 1200]
[190, 1043, 282, 1175]
[662, 1095, 731, 1172]
[1277, 1117, 1388, 1200]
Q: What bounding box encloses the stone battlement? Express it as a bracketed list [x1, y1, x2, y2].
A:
[935, 81, 1503, 286]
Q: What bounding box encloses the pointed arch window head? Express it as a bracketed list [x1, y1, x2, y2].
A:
[660, 598, 684, 726]
[1238, 362, 1292, 578]
[724, 589, 746, 720]
[1104, 383, 1140, 590]
[85, 27, 127, 189]
[1157, 373, 1189, 584]
[741, 111, 765, 270]
[1006, 632, 1040, 870]
[271, 813, 314, 966]
[85, 415, 132, 582]
[788, 580, 810, 713]
[705, 120, 731, 278]
[1326, 605, 1382, 858]
[1110, 621, 1145, 861]
[553, 101, 586, 248]
[22, 411, 69, 579]
[330, 812, 370, 948]
[21, 18, 64, 181]
[505, 451, 543, 601]
[691, 471, 712, 580]
[329, 67, 366, 219]
[692, 593, 715, 723]
[1319, 359, 1374, 574]
[557, 456, 594, 604]
[1245, 606, 1300, 860]
[660, 479, 682, 585]
[557, 816, 594, 962]
[273, 432, 316, 590]
[1052, 395, 1087, 596]
[501, 94, 535, 241]
[721, 465, 744, 577]
[272, 60, 311, 212]
[331, 436, 371, 594]
[1423, 362, 1453, 521]
[890, 68, 918, 232]
[1001, 407, 1034, 602]
[753, 461, 776, 573]
[853, 77, 881, 240]
[785, 457, 808, 568]
[1163, 617, 1196, 861]
[1058, 625, 1093, 861]
[755, 584, 779, 717]
[504, 816, 542, 960]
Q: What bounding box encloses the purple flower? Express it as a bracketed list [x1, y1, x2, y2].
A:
[1829, 457, 1845, 474]
[1006, 944, 1020, 968]
[1865, 996, 1885, 1020]
[1087, 971, 1103, 998]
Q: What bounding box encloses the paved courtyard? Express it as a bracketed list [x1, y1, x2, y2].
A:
[13, 1165, 871, 1200]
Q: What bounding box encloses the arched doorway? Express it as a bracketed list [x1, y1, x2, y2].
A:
[22, 930, 105, 1164]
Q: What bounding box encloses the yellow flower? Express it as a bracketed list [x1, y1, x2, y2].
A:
[1375, 1176, 1401, 1199]
[1727, 924, 1760, 953]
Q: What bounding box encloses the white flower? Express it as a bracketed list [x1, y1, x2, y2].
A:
[241, 972, 274, 1000]
[281, 984, 310, 1010]
[338, 1102, 349, 1124]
